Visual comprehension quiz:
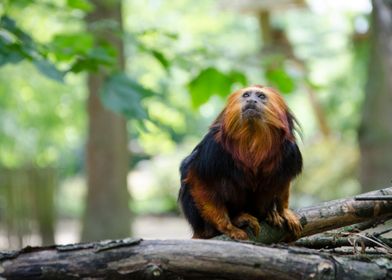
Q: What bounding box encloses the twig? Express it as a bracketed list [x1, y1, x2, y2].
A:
[352, 233, 392, 254]
[374, 227, 392, 237]
[296, 233, 392, 254]
[339, 216, 392, 233]
[355, 196, 392, 201]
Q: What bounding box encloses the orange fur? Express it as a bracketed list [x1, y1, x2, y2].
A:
[179, 85, 303, 240]
[186, 170, 248, 239]
[214, 86, 294, 172]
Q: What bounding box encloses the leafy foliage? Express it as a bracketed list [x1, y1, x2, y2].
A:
[265, 65, 296, 94]
[66, 0, 93, 12]
[49, 33, 94, 62]
[0, 15, 65, 81]
[0, 10, 158, 122]
[100, 72, 155, 119]
[188, 67, 247, 108]
[0, 0, 372, 212]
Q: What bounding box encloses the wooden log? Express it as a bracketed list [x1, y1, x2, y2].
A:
[293, 215, 392, 250]
[298, 187, 392, 237]
[0, 239, 391, 280]
[1, 188, 392, 279]
[337, 216, 391, 233]
[295, 234, 392, 251]
[218, 187, 392, 243]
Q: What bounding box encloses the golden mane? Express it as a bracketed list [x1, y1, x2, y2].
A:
[213, 86, 295, 172]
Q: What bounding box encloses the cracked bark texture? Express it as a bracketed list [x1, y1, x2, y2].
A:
[0, 239, 391, 280]
[1, 187, 392, 279]
[216, 187, 392, 243]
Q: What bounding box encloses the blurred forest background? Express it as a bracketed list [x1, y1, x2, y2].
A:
[0, 0, 391, 250]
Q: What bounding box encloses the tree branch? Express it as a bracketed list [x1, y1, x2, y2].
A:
[0, 239, 391, 279]
[295, 234, 392, 251]
[1, 187, 392, 279]
[217, 187, 392, 243]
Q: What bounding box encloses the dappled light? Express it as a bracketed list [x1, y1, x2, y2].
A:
[1, 1, 391, 274]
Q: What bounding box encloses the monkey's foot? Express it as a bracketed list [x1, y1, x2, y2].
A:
[266, 209, 285, 228]
[282, 209, 302, 241]
[223, 224, 249, 240]
[232, 213, 261, 237]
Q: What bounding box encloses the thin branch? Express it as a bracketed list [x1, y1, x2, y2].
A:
[355, 196, 392, 201]
[374, 227, 392, 237]
[295, 233, 392, 252]
[353, 233, 392, 254]
[338, 216, 392, 233]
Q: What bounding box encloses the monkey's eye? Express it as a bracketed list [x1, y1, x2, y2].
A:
[258, 93, 266, 100]
[242, 92, 250, 98]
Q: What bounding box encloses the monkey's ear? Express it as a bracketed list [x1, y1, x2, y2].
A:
[251, 84, 264, 88]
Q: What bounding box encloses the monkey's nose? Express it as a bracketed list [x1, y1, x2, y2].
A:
[246, 99, 258, 104]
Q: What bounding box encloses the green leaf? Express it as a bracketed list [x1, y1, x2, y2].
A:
[33, 59, 65, 82]
[69, 57, 99, 73]
[0, 32, 24, 65]
[0, 29, 14, 44]
[0, 49, 24, 65]
[69, 45, 117, 73]
[151, 50, 170, 70]
[0, 15, 65, 82]
[88, 46, 117, 65]
[265, 67, 296, 94]
[66, 0, 93, 12]
[50, 33, 94, 61]
[0, 15, 33, 45]
[5, 0, 32, 8]
[100, 73, 155, 119]
[188, 67, 248, 108]
[135, 42, 171, 71]
[228, 70, 248, 88]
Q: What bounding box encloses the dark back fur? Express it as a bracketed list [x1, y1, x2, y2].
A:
[178, 86, 302, 238]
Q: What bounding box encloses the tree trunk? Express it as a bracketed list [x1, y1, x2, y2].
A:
[257, 12, 331, 139]
[359, 0, 392, 192]
[0, 239, 390, 280]
[82, 0, 131, 242]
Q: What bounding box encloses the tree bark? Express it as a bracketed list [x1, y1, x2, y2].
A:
[0, 239, 391, 280]
[224, 187, 392, 244]
[1, 188, 392, 279]
[359, 0, 392, 192]
[295, 234, 392, 250]
[82, 0, 131, 242]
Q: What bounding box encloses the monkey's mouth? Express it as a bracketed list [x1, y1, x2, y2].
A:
[242, 106, 262, 119]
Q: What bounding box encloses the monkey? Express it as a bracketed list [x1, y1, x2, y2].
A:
[178, 85, 303, 240]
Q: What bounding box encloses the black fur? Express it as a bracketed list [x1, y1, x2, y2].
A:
[178, 125, 302, 238]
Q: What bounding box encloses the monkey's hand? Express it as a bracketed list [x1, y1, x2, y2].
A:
[224, 225, 249, 240]
[266, 208, 302, 241]
[232, 213, 261, 237]
[266, 208, 285, 228]
[281, 209, 302, 241]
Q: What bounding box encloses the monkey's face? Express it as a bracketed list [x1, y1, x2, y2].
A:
[239, 88, 267, 120]
[225, 86, 291, 132]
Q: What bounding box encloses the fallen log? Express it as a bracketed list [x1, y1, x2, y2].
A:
[0, 239, 391, 280]
[1, 187, 392, 279]
[220, 186, 392, 243]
